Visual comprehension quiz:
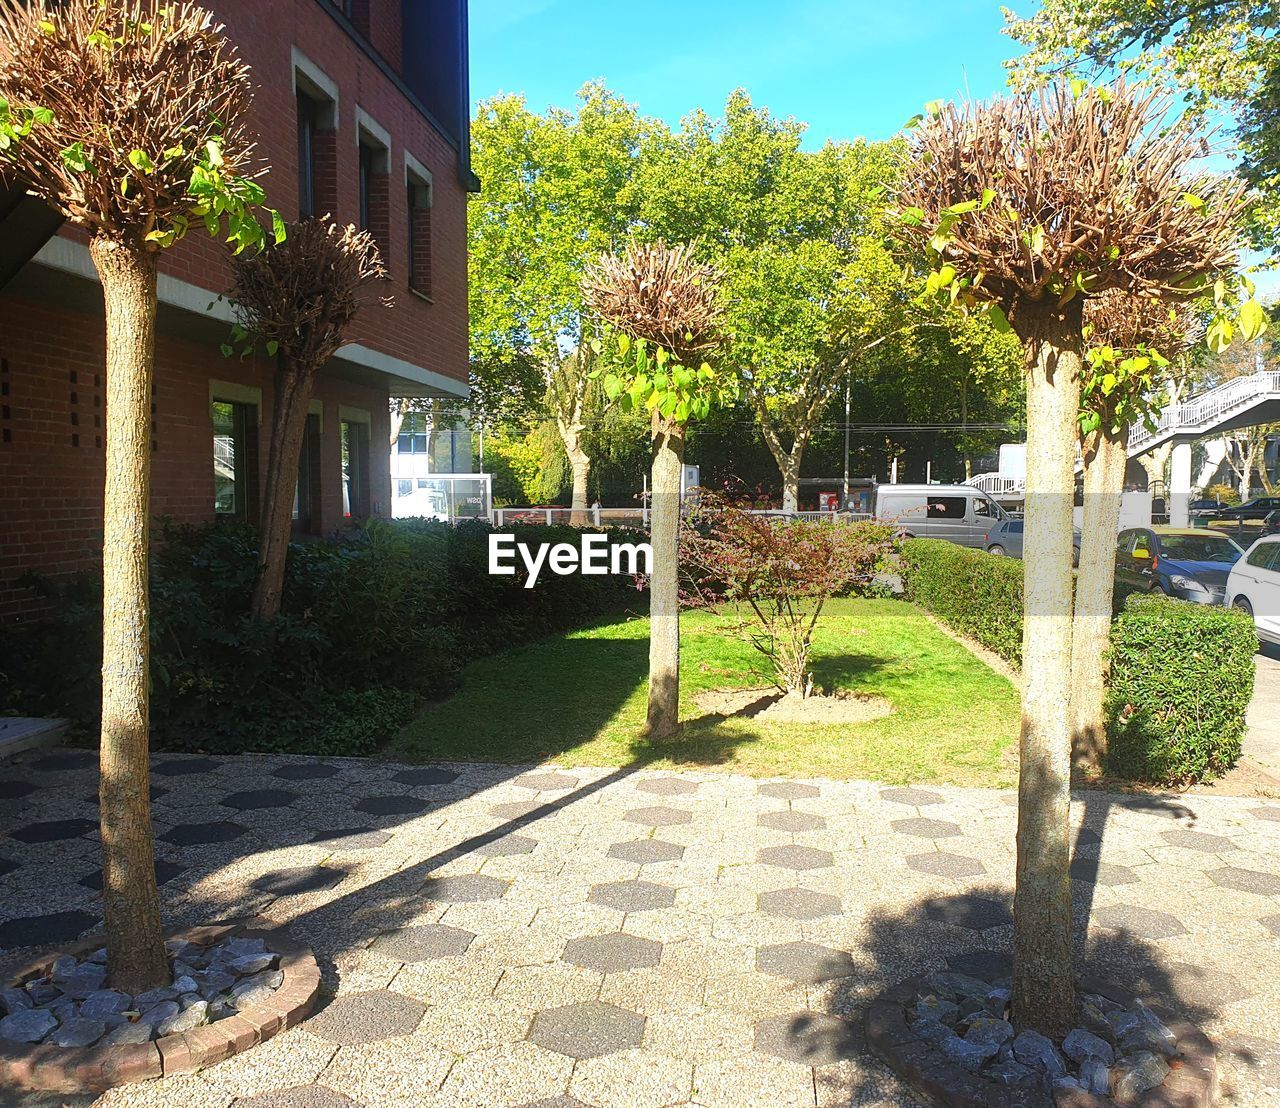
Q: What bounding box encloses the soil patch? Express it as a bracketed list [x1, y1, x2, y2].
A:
[694, 687, 894, 725]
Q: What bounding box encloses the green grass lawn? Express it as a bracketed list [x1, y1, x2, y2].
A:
[388, 597, 1020, 786]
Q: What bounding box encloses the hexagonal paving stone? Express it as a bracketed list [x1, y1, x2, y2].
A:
[490, 800, 543, 820]
[474, 833, 538, 857]
[422, 874, 511, 902]
[0, 779, 37, 800]
[271, 762, 340, 781]
[394, 766, 461, 787]
[514, 771, 579, 791]
[1160, 829, 1237, 853]
[528, 1000, 645, 1059]
[754, 1011, 858, 1065]
[1210, 866, 1280, 897]
[310, 826, 392, 850]
[251, 865, 346, 895]
[757, 940, 856, 984]
[1070, 859, 1137, 886]
[1261, 914, 1280, 938]
[906, 852, 986, 878]
[624, 806, 693, 827]
[891, 817, 961, 839]
[636, 776, 699, 796]
[757, 810, 826, 833]
[758, 887, 842, 921]
[0, 910, 98, 948]
[607, 839, 685, 865]
[235, 1087, 359, 1108]
[221, 788, 299, 811]
[9, 819, 97, 843]
[923, 894, 1012, 930]
[354, 794, 436, 816]
[1249, 806, 1280, 822]
[0, 857, 18, 878]
[80, 859, 186, 891]
[303, 989, 426, 1045]
[947, 950, 1011, 978]
[562, 932, 663, 973]
[161, 821, 247, 846]
[150, 756, 221, 776]
[370, 923, 476, 962]
[757, 845, 834, 870]
[30, 750, 96, 771]
[880, 787, 945, 806]
[1093, 903, 1187, 940]
[589, 880, 676, 913]
[757, 781, 820, 800]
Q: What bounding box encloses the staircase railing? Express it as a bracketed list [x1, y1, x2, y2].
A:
[1129, 370, 1280, 452]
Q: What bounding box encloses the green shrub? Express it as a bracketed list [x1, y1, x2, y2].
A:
[1105, 593, 1256, 784]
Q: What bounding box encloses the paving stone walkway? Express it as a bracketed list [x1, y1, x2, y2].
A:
[2, 751, 1280, 1106]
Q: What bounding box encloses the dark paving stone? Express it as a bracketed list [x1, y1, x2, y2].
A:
[758, 810, 826, 833]
[1069, 859, 1138, 886]
[29, 750, 96, 772]
[1210, 866, 1280, 897]
[1249, 806, 1280, 822]
[422, 874, 510, 903]
[393, 766, 460, 787]
[303, 989, 425, 1045]
[906, 852, 986, 878]
[0, 857, 18, 879]
[923, 894, 1012, 930]
[0, 779, 37, 800]
[513, 771, 579, 791]
[0, 909, 98, 948]
[80, 859, 186, 891]
[221, 788, 298, 811]
[635, 777, 698, 796]
[252, 865, 346, 896]
[946, 950, 1011, 979]
[369, 923, 475, 962]
[1073, 827, 1103, 847]
[527, 1000, 645, 1059]
[607, 839, 684, 865]
[880, 787, 945, 807]
[754, 1011, 859, 1065]
[1093, 903, 1187, 940]
[624, 806, 692, 828]
[311, 827, 392, 850]
[758, 887, 842, 921]
[234, 1087, 359, 1108]
[0, 1088, 97, 1108]
[160, 821, 247, 846]
[588, 880, 676, 913]
[473, 833, 538, 857]
[151, 756, 222, 776]
[271, 763, 341, 781]
[562, 932, 662, 973]
[757, 941, 855, 984]
[490, 801, 542, 820]
[1159, 829, 1237, 853]
[757, 781, 820, 800]
[1260, 914, 1280, 938]
[353, 794, 435, 816]
[8, 818, 96, 843]
[757, 845, 833, 870]
[891, 817, 961, 839]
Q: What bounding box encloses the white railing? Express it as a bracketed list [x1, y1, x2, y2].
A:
[1129, 370, 1280, 453]
[964, 473, 1025, 496]
[490, 507, 875, 528]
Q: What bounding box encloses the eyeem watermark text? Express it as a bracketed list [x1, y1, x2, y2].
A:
[488, 533, 652, 588]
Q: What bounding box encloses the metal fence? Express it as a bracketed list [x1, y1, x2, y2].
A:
[490, 507, 875, 528]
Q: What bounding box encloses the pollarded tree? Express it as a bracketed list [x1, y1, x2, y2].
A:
[227, 219, 387, 621]
[899, 81, 1245, 1036]
[0, 0, 278, 992]
[584, 241, 732, 738]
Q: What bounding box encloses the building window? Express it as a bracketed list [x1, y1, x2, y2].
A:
[296, 92, 320, 218]
[406, 171, 432, 297]
[357, 122, 390, 251]
[292, 412, 322, 532]
[396, 411, 429, 454]
[341, 418, 370, 518]
[212, 399, 258, 520]
[293, 57, 337, 219]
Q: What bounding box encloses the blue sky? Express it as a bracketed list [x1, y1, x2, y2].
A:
[468, 0, 1026, 146]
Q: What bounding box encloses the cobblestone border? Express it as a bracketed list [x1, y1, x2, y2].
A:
[865, 971, 1217, 1108]
[0, 919, 320, 1094]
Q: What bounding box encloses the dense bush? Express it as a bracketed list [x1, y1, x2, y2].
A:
[1106, 593, 1257, 784]
[901, 538, 1257, 784]
[0, 518, 643, 755]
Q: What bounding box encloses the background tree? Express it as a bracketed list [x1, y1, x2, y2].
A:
[0, 0, 277, 991]
[585, 241, 731, 737]
[900, 82, 1245, 1036]
[228, 219, 386, 620]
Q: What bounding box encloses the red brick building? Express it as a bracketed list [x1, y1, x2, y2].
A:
[0, 0, 475, 615]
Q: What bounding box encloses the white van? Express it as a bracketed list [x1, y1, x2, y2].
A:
[1227, 535, 1280, 646]
[874, 484, 1009, 549]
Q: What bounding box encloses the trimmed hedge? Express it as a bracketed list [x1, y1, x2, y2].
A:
[901, 538, 1257, 784]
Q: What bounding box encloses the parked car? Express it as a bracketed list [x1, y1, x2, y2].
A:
[1189, 497, 1229, 520]
[1115, 527, 1245, 605]
[982, 518, 1081, 567]
[874, 484, 1008, 548]
[1227, 536, 1280, 645]
[1214, 496, 1280, 523]
[1263, 509, 1280, 536]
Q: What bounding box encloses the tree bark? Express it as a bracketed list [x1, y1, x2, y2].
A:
[89, 236, 169, 994]
[559, 419, 591, 526]
[1138, 442, 1170, 499]
[646, 424, 684, 738]
[1070, 426, 1127, 770]
[251, 355, 316, 621]
[758, 412, 805, 513]
[1010, 298, 1082, 1038]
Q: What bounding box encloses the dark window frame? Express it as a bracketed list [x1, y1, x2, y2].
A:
[212, 397, 260, 522]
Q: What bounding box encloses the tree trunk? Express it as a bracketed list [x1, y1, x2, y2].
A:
[646, 424, 684, 738]
[251, 355, 316, 621]
[1138, 442, 1170, 500]
[89, 236, 169, 994]
[1070, 426, 1127, 770]
[1010, 299, 1082, 1038]
[781, 455, 801, 514]
[758, 412, 805, 513]
[556, 417, 591, 526]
